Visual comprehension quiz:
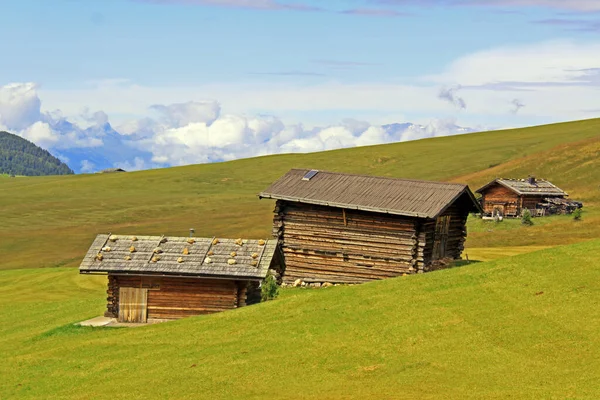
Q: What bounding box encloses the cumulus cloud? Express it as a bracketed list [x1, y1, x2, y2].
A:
[80, 160, 96, 173]
[0, 83, 43, 131]
[20, 122, 60, 149]
[81, 109, 110, 126]
[1, 81, 478, 173]
[9, 39, 600, 173]
[150, 101, 220, 128]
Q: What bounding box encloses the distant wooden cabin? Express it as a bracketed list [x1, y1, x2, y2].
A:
[476, 177, 578, 217]
[259, 169, 481, 284]
[80, 234, 282, 322]
[99, 168, 126, 173]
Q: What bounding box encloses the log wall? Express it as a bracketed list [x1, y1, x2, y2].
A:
[273, 201, 470, 283]
[105, 275, 250, 319]
[438, 203, 469, 261]
[274, 201, 417, 283]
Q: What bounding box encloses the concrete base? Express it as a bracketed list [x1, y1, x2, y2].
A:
[78, 316, 115, 327]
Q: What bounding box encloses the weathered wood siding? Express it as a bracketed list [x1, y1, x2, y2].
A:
[480, 184, 519, 216]
[273, 200, 470, 283]
[480, 183, 567, 217]
[273, 201, 424, 283]
[106, 275, 248, 319]
[415, 204, 468, 272]
[438, 203, 468, 261]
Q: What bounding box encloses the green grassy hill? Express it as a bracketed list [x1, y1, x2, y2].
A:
[1, 118, 599, 399]
[0, 118, 599, 271]
[1, 241, 599, 399]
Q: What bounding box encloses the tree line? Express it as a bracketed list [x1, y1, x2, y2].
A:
[0, 131, 74, 176]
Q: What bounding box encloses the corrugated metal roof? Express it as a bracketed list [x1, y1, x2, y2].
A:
[79, 234, 275, 280]
[476, 178, 567, 196]
[259, 169, 481, 219]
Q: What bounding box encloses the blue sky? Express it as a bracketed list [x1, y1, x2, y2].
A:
[1, 0, 599, 172]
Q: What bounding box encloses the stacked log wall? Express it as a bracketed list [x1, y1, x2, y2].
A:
[415, 220, 434, 273]
[106, 275, 246, 319]
[415, 204, 468, 273]
[439, 203, 469, 260]
[273, 201, 421, 283]
[105, 275, 119, 317]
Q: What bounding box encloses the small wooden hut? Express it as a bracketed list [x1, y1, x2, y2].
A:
[79, 234, 282, 322]
[476, 176, 579, 217]
[259, 169, 481, 284]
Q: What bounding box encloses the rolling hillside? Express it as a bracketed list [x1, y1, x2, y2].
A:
[0, 131, 74, 176]
[1, 118, 599, 399]
[1, 241, 599, 399]
[0, 118, 598, 271]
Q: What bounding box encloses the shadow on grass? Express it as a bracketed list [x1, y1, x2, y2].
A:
[33, 323, 125, 342]
[453, 260, 484, 267]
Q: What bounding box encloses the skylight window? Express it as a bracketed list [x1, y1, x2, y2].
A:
[302, 170, 319, 181]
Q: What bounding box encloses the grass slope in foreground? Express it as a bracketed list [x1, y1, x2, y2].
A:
[0, 118, 599, 271]
[1, 240, 599, 399]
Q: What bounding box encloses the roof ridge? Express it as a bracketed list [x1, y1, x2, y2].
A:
[291, 168, 467, 187]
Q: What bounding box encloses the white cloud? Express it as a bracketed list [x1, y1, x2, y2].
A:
[150, 101, 221, 127]
[5, 38, 600, 172]
[80, 160, 96, 173]
[38, 39, 600, 127]
[1, 80, 476, 172]
[114, 157, 148, 172]
[0, 83, 42, 131]
[20, 122, 60, 148]
[429, 40, 600, 86]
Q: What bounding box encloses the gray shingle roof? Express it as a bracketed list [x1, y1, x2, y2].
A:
[476, 178, 568, 196]
[79, 234, 276, 280]
[259, 169, 481, 219]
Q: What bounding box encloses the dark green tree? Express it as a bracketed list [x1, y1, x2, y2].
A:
[0, 131, 74, 176]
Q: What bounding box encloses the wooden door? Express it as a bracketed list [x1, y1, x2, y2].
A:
[118, 287, 148, 323]
[433, 215, 451, 260]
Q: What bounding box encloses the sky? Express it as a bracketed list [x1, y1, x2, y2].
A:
[1, 0, 599, 172]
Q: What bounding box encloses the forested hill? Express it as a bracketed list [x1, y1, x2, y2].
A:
[0, 131, 74, 176]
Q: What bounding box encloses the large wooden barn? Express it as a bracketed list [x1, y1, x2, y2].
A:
[476, 176, 581, 217]
[259, 169, 481, 284]
[80, 234, 282, 322]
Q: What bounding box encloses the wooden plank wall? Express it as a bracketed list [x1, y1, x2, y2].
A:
[118, 287, 148, 323]
[273, 201, 421, 284]
[106, 275, 247, 319]
[415, 203, 468, 272]
[439, 203, 469, 261]
[481, 184, 519, 216]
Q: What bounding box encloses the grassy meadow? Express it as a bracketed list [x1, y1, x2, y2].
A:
[1, 118, 599, 398]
